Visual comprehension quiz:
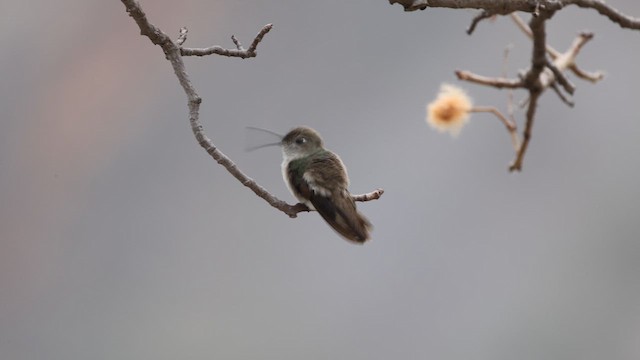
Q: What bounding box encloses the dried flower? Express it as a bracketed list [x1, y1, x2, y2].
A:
[426, 84, 473, 137]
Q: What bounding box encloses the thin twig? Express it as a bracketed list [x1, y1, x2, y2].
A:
[571, 0, 640, 30]
[549, 82, 575, 107]
[545, 59, 575, 95]
[510, 91, 539, 171]
[470, 106, 520, 151]
[456, 70, 524, 88]
[180, 24, 273, 58]
[176, 27, 188, 46]
[502, 44, 518, 127]
[231, 35, 243, 50]
[467, 10, 495, 35]
[569, 64, 604, 83]
[511, 12, 560, 59]
[352, 189, 385, 202]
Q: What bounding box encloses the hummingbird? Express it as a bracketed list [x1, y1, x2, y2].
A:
[280, 127, 372, 243]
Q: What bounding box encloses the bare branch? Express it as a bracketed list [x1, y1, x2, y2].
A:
[456, 70, 524, 89]
[561, 31, 595, 68]
[390, 0, 640, 30]
[391, 0, 532, 13]
[501, 44, 519, 131]
[511, 14, 604, 84]
[262, 189, 385, 218]
[464, 10, 596, 170]
[510, 91, 540, 172]
[571, 0, 640, 30]
[549, 82, 575, 107]
[389, 0, 428, 11]
[569, 64, 604, 83]
[176, 27, 188, 46]
[180, 24, 273, 58]
[352, 189, 385, 202]
[514, 13, 603, 109]
[247, 25, 273, 53]
[545, 59, 575, 95]
[231, 35, 243, 50]
[512, 14, 604, 110]
[470, 106, 520, 151]
[510, 13, 561, 59]
[509, 10, 552, 172]
[393, 1, 637, 171]
[121, 0, 382, 220]
[523, 12, 550, 87]
[467, 10, 495, 35]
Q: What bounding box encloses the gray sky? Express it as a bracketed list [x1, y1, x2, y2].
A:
[1, 1, 640, 360]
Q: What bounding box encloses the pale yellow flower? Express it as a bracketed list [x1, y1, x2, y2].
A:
[426, 84, 473, 137]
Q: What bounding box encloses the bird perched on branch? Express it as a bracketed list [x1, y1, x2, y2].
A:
[280, 127, 372, 243]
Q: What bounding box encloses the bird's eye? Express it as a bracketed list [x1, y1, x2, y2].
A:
[295, 137, 306, 145]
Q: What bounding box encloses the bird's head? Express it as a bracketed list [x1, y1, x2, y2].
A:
[281, 127, 325, 160]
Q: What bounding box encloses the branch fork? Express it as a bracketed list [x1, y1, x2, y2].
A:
[389, 0, 640, 171]
[455, 10, 608, 171]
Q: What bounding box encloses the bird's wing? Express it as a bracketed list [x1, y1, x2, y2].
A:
[288, 152, 371, 243]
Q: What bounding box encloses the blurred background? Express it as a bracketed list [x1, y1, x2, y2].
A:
[1, 1, 640, 359]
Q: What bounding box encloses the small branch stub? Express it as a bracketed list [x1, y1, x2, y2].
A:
[180, 24, 273, 58]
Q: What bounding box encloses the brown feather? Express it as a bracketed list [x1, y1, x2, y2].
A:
[290, 151, 371, 243]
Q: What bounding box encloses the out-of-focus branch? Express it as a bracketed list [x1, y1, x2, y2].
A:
[407, 0, 635, 171]
[573, 0, 640, 30]
[549, 82, 575, 107]
[176, 27, 188, 46]
[389, 0, 640, 31]
[388, 0, 429, 11]
[467, 10, 496, 35]
[511, 14, 604, 83]
[470, 106, 520, 151]
[508, 10, 553, 172]
[544, 60, 575, 95]
[455, 71, 524, 89]
[121, 0, 383, 218]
